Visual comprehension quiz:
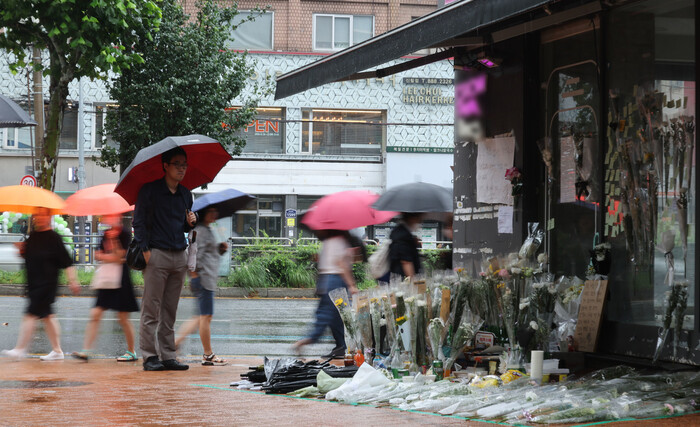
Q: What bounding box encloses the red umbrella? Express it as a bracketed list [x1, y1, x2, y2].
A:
[115, 134, 232, 204]
[301, 190, 397, 231]
[64, 184, 133, 216]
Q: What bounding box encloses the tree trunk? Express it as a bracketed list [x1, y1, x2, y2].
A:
[39, 78, 68, 190]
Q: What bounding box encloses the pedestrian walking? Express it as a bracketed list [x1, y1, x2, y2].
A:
[133, 146, 196, 371]
[1, 207, 79, 361]
[73, 214, 139, 362]
[293, 230, 360, 359]
[387, 212, 423, 280]
[19, 219, 28, 239]
[175, 206, 229, 365]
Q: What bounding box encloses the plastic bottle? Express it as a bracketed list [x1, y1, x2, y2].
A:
[354, 349, 365, 366]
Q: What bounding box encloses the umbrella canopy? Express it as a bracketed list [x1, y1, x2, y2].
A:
[372, 182, 452, 213]
[0, 185, 65, 214]
[0, 94, 37, 128]
[115, 134, 232, 204]
[301, 190, 397, 231]
[64, 184, 133, 216]
[192, 188, 256, 218]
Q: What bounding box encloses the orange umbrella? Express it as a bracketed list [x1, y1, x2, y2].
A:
[64, 184, 133, 216]
[0, 185, 65, 214]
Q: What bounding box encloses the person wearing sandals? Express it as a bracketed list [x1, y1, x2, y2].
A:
[73, 215, 139, 362]
[174, 206, 228, 366]
[1, 207, 80, 361]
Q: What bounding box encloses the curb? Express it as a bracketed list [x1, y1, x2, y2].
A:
[0, 284, 317, 299]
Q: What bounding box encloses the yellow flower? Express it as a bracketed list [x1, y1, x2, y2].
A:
[334, 298, 344, 307]
[396, 316, 407, 325]
[497, 282, 505, 289]
[370, 297, 378, 303]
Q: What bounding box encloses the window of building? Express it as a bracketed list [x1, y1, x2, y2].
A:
[231, 195, 284, 238]
[297, 196, 322, 212]
[232, 107, 285, 154]
[301, 109, 385, 157]
[59, 106, 78, 150]
[1, 99, 34, 150]
[94, 103, 117, 149]
[1, 127, 33, 149]
[313, 14, 373, 51]
[227, 11, 274, 51]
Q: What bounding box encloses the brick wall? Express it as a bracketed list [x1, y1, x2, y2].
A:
[182, 0, 436, 52]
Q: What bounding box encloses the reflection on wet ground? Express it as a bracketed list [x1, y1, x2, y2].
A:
[0, 296, 335, 358]
[0, 380, 91, 389]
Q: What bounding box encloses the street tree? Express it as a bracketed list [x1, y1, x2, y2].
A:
[98, 0, 265, 174]
[0, 0, 162, 189]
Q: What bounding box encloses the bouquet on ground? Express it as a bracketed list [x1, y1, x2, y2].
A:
[428, 317, 446, 362]
[329, 287, 359, 351]
[445, 306, 483, 372]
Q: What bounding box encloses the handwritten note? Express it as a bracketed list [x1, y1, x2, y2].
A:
[497, 206, 513, 234]
[574, 280, 609, 352]
[476, 136, 515, 205]
[560, 136, 577, 203]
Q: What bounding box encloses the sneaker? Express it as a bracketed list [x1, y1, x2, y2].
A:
[40, 350, 64, 361]
[1, 348, 27, 361]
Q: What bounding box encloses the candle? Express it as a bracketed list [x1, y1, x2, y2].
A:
[531, 350, 544, 384]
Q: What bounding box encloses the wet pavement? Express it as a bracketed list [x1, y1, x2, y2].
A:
[0, 295, 335, 359]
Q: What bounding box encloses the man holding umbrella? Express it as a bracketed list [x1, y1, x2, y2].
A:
[133, 147, 197, 371]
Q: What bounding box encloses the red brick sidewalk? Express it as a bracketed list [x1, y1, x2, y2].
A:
[1, 357, 698, 426]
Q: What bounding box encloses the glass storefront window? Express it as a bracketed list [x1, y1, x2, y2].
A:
[231, 196, 284, 238]
[540, 27, 601, 278]
[301, 109, 385, 157]
[94, 104, 117, 149]
[606, 0, 695, 328]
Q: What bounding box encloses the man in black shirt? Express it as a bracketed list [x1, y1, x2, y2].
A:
[133, 147, 196, 371]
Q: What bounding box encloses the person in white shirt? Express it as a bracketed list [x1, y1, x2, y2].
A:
[293, 230, 359, 359]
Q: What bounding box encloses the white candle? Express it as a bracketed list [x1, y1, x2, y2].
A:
[531, 350, 544, 384]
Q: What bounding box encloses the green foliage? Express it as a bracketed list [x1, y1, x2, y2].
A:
[98, 0, 269, 173]
[422, 249, 452, 275]
[0, 269, 26, 284]
[0, 0, 162, 189]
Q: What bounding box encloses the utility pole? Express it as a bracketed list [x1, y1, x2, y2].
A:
[32, 46, 44, 176]
[77, 77, 88, 263]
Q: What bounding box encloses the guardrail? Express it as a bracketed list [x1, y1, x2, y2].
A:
[0, 233, 453, 270]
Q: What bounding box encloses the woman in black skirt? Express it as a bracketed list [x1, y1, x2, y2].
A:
[73, 215, 139, 361]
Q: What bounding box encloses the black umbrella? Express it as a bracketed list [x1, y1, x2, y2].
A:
[0, 94, 37, 128]
[115, 134, 232, 205]
[372, 182, 453, 213]
[192, 188, 256, 218]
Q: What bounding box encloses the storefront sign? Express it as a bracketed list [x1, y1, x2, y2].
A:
[402, 86, 454, 105]
[243, 119, 280, 136]
[386, 146, 453, 154]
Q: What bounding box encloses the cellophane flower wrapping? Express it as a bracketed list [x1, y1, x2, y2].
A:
[355, 295, 374, 353]
[445, 306, 483, 372]
[381, 294, 397, 356]
[329, 287, 359, 351]
[369, 293, 383, 354]
[428, 317, 446, 362]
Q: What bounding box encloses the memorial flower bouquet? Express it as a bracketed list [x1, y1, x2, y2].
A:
[445, 306, 483, 372]
[505, 167, 523, 204]
[329, 287, 359, 351]
[652, 280, 688, 363]
[369, 295, 383, 353]
[428, 317, 446, 362]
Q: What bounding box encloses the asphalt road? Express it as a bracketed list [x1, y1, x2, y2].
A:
[0, 296, 335, 359]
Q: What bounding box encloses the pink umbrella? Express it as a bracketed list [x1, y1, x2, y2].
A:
[301, 190, 397, 231]
[64, 184, 133, 216]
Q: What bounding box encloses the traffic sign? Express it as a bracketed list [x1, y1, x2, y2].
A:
[285, 209, 297, 218]
[20, 175, 37, 187]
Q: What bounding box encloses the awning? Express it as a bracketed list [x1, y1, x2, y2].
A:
[275, 0, 602, 100]
[275, 0, 552, 100]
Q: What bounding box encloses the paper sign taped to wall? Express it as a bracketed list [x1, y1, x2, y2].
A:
[574, 280, 609, 353]
[476, 136, 515, 205]
[497, 206, 513, 233]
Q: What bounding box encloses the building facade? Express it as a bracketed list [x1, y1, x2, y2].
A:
[0, 0, 455, 244]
